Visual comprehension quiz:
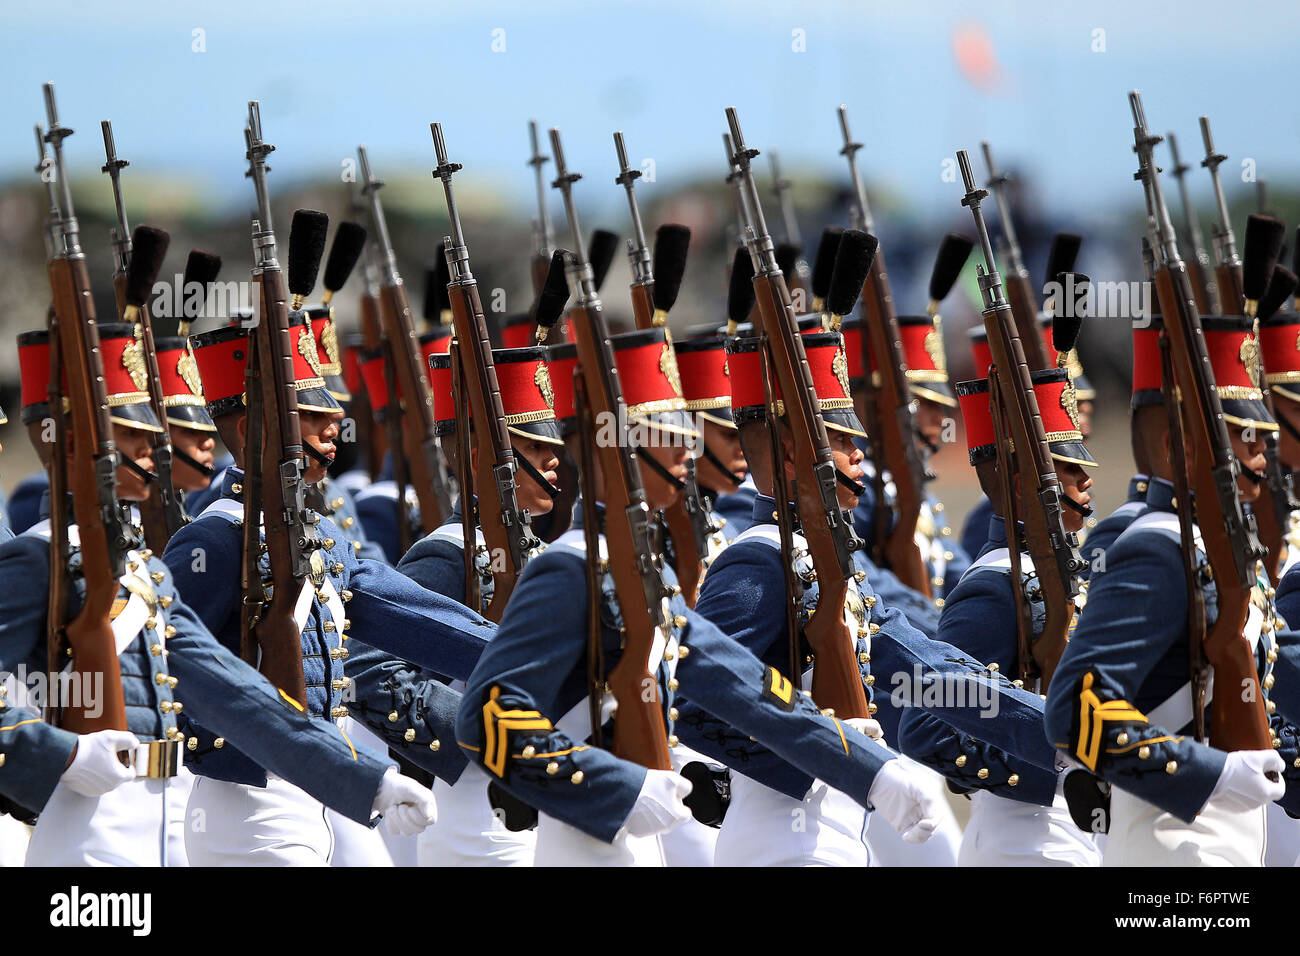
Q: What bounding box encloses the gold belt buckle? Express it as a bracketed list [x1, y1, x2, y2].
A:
[130, 739, 182, 778]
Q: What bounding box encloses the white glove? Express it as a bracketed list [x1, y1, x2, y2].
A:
[844, 717, 884, 740]
[1207, 749, 1286, 813]
[372, 767, 438, 836]
[867, 757, 940, 844]
[623, 769, 693, 838]
[61, 730, 139, 797]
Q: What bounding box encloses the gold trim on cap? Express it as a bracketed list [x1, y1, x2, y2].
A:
[505, 408, 557, 426]
[684, 395, 732, 411]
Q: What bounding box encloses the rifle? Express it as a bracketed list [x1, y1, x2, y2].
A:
[430, 123, 538, 621]
[979, 142, 1053, 369]
[1167, 131, 1219, 314]
[527, 120, 554, 296]
[730, 107, 869, 718]
[769, 150, 811, 297]
[837, 105, 931, 597]
[550, 126, 673, 770]
[240, 103, 317, 704]
[1130, 91, 1273, 751]
[40, 84, 132, 733]
[612, 131, 710, 606]
[957, 148, 1085, 690]
[99, 123, 186, 549]
[352, 183, 388, 482]
[357, 145, 453, 535]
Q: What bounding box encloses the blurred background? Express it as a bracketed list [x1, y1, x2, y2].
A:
[2, 0, 1297, 521]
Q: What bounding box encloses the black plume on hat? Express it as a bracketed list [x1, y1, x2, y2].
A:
[126, 226, 170, 308]
[288, 209, 330, 298]
[826, 230, 877, 318]
[928, 234, 974, 304]
[727, 248, 756, 326]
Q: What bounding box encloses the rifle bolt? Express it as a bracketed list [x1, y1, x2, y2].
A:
[522, 745, 536, 758]
[570, 771, 585, 785]
[429, 740, 440, 752]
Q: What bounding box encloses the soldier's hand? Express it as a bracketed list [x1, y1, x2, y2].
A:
[372, 767, 438, 836]
[866, 757, 940, 844]
[623, 769, 693, 838]
[844, 717, 884, 740]
[61, 730, 139, 797]
[1208, 749, 1286, 813]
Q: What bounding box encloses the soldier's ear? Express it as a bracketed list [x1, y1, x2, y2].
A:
[237, 414, 248, 447]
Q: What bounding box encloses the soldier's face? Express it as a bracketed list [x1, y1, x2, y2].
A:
[169, 424, 216, 492]
[1230, 427, 1267, 503]
[1054, 461, 1093, 534]
[513, 437, 560, 516]
[828, 429, 866, 512]
[695, 419, 746, 493]
[640, 434, 690, 511]
[300, 411, 340, 484]
[914, 398, 948, 449]
[1274, 397, 1300, 469]
[112, 423, 155, 501]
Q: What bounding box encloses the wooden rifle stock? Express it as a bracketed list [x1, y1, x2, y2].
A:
[378, 282, 450, 534]
[1152, 266, 1272, 750]
[46, 261, 129, 733]
[860, 252, 931, 597]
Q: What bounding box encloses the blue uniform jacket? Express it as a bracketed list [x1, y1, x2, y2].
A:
[711, 477, 759, 538]
[163, 467, 493, 787]
[1078, 475, 1150, 582]
[0, 704, 77, 814]
[354, 479, 420, 565]
[0, 511, 391, 824]
[959, 495, 995, 563]
[1046, 478, 1299, 821]
[687, 493, 1060, 802]
[456, 503, 906, 844]
[7, 471, 49, 536]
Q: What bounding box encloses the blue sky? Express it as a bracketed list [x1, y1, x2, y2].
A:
[3, 0, 1295, 224]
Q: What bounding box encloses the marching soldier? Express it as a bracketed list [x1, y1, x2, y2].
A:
[162, 318, 493, 865]
[152, 335, 218, 498]
[394, 345, 562, 866]
[695, 330, 1059, 865]
[0, 324, 439, 866]
[1046, 316, 1290, 865]
[901, 368, 1102, 866]
[456, 326, 948, 865]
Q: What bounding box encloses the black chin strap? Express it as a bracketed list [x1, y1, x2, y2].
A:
[1061, 494, 1094, 518]
[836, 467, 866, 498]
[1236, 457, 1265, 486]
[173, 445, 216, 479]
[634, 446, 687, 491]
[700, 443, 744, 488]
[303, 442, 332, 468]
[117, 452, 157, 484]
[515, 450, 561, 501]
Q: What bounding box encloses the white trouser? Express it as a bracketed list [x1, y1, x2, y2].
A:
[658, 745, 718, 867]
[1105, 788, 1266, 867]
[185, 773, 334, 866]
[417, 763, 535, 866]
[0, 815, 31, 867]
[341, 718, 418, 865]
[533, 813, 665, 866]
[165, 768, 194, 867]
[864, 757, 961, 866]
[959, 789, 1100, 866]
[325, 719, 394, 866]
[1265, 802, 1300, 867]
[714, 774, 869, 867]
[27, 777, 170, 867]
